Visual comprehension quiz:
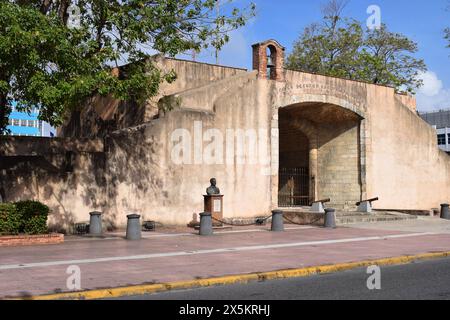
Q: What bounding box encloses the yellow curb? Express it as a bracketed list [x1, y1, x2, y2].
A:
[12, 250, 450, 300]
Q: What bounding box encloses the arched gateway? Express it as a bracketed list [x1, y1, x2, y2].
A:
[276, 101, 365, 209]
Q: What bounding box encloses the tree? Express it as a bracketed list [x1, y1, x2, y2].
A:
[0, 0, 256, 134]
[286, 0, 426, 93]
[356, 25, 425, 91]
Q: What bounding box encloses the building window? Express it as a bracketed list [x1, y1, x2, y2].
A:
[27, 120, 34, 127]
[13, 119, 19, 126]
[438, 134, 446, 145]
[448, 133, 450, 144]
[20, 119, 27, 127]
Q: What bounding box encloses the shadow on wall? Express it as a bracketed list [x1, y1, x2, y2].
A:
[60, 98, 146, 139]
[104, 125, 169, 226]
[0, 151, 107, 233]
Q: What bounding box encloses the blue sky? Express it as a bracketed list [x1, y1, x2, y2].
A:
[189, 0, 450, 112]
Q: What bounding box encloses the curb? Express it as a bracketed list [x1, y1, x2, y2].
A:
[14, 251, 450, 300]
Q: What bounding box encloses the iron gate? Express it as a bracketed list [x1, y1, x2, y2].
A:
[278, 167, 310, 207]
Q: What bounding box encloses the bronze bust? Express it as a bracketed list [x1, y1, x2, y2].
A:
[206, 178, 220, 195]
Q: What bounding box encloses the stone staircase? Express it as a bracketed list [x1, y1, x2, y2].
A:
[335, 211, 418, 225]
[280, 208, 418, 226]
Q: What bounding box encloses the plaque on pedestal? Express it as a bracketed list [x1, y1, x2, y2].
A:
[204, 195, 224, 226]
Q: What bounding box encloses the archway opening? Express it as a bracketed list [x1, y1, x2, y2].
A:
[278, 102, 363, 209]
[266, 45, 277, 80]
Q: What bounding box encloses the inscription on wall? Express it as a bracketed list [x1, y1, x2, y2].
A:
[276, 83, 367, 111]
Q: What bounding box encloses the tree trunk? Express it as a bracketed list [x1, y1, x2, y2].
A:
[40, 0, 53, 15]
[58, 0, 71, 25]
[0, 92, 10, 135]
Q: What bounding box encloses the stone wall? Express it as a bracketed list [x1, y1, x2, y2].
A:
[316, 121, 361, 209]
[101, 73, 274, 226]
[0, 137, 106, 231]
[2, 55, 450, 229]
[366, 85, 450, 210]
[59, 56, 247, 138]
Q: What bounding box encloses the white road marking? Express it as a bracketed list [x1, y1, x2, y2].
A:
[0, 232, 435, 271]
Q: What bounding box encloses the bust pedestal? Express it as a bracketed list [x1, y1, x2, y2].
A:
[204, 195, 224, 227]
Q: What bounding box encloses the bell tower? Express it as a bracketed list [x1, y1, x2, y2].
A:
[252, 40, 285, 81]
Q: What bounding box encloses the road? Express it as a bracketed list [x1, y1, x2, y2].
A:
[121, 257, 450, 300]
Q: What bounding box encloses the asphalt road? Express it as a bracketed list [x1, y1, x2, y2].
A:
[120, 257, 450, 300]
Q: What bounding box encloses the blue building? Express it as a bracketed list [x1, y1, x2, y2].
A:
[7, 102, 56, 137]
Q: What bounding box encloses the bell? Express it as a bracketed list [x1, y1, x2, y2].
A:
[267, 55, 275, 68]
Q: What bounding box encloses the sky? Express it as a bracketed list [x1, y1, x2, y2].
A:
[188, 0, 450, 113]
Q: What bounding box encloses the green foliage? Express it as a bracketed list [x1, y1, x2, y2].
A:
[0, 203, 21, 235]
[0, 1, 256, 134]
[286, 7, 426, 93]
[15, 201, 49, 235]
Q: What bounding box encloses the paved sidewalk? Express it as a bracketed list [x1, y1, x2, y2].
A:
[348, 215, 450, 233]
[1, 223, 450, 299]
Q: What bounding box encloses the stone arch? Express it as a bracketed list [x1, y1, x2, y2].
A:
[252, 39, 285, 81]
[280, 94, 366, 119]
[274, 100, 367, 209]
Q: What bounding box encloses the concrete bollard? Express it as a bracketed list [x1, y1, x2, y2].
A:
[271, 210, 284, 232]
[441, 204, 450, 220]
[89, 211, 103, 236]
[324, 208, 336, 228]
[126, 214, 142, 240]
[199, 212, 213, 236]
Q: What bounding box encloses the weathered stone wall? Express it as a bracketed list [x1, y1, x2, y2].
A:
[366, 85, 450, 210]
[3, 55, 450, 229]
[102, 73, 274, 226]
[0, 137, 106, 232]
[59, 57, 247, 138]
[316, 121, 361, 209]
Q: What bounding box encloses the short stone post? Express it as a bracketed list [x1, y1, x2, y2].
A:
[441, 204, 450, 220]
[271, 210, 284, 232]
[324, 208, 336, 229]
[89, 211, 103, 236]
[199, 212, 213, 236]
[126, 214, 142, 240]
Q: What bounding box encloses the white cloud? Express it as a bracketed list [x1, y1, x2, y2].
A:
[416, 71, 450, 113]
[418, 71, 443, 96]
[417, 89, 450, 113]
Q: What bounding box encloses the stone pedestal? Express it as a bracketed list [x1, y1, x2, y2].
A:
[357, 201, 373, 213]
[311, 202, 325, 213]
[204, 195, 224, 226]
